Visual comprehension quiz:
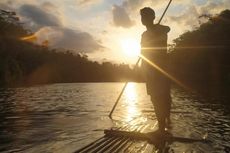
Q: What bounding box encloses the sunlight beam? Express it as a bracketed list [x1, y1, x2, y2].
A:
[139, 54, 191, 91]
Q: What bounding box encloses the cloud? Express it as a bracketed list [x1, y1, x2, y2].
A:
[112, 4, 134, 28]
[121, 0, 163, 12]
[121, 0, 171, 13]
[168, 5, 200, 27]
[35, 27, 103, 53]
[19, 4, 62, 29]
[41, 2, 58, 11]
[111, 0, 147, 28]
[122, 0, 145, 11]
[0, 0, 13, 10]
[110, 0, 166, 28]
[77, 0, 102, 6]
[1, 1, 103, 53]
[165, 0, 230, 43]
[199, 0, 230, 15]
[167, 0, 230, 29]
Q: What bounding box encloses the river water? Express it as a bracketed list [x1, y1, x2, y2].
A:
[0, 83, 229, 153]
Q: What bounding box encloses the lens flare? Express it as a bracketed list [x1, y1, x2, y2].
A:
[20, 34, 37, 42]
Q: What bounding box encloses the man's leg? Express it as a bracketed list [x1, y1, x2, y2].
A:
[151, 96, 166, 132]
[165, 84, 172, 128]
[165, 95, 172, 128]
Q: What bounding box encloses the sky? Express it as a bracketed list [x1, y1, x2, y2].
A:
[0, 0, 230, 64]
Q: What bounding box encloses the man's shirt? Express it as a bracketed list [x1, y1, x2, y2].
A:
[141, 24, 170, 62]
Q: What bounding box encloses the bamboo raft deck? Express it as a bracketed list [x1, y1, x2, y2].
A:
[75, 117, 208, 153]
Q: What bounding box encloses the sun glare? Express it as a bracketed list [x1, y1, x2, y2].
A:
[121, 38, 140, 58]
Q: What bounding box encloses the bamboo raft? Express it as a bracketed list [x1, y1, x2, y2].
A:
[75, 117, 208, 153]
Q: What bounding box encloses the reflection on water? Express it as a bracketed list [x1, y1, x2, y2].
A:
[123, 83, 140, 121]
[0, 83, 229, 153]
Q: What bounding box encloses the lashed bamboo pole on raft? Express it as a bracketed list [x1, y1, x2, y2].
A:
[74, 117, 147, 153]
[109, 0, 173, 119]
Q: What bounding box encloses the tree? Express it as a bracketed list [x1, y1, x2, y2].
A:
[170, 9, 230, 94]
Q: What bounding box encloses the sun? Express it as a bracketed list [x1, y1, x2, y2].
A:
[120, 38, 140, 58]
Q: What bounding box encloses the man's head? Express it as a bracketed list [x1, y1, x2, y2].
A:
[140, 7, 155, 26]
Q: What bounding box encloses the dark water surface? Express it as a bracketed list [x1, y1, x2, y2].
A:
[0, 83, 229, 153]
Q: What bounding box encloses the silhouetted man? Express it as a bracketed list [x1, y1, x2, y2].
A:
[140, 7, 171, 133]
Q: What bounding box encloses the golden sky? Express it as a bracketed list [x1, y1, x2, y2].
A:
[1, 0, 229, 64]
